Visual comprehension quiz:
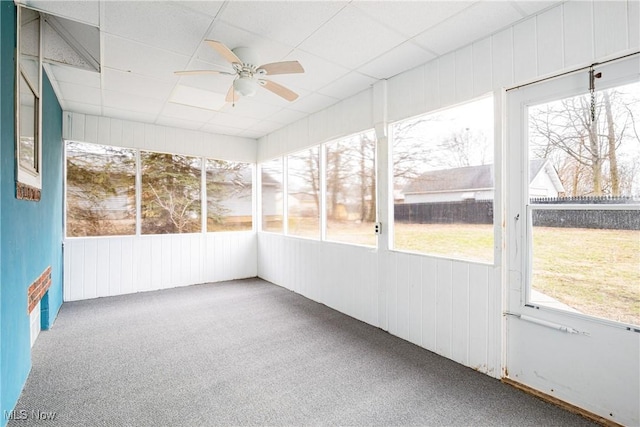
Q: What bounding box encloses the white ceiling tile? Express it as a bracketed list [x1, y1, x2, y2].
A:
[161, 101, 218, 123]
[168, 85, 227, 111]
[102, 1, 213, 55]
[298, 5, 406, 70]
[359, 41, 436, 80]
[200, 122, 246, 136]
[352, 1, 473, 38]
[269, 49, 350, 93]
[317, 71, 376, 100]
[49, 64, 101, 88]
[287, 93, 340, 115]
[24, 0, 100, 26]
[103, 68, 175, 102]
[218, 98, 284, 120]
[265, 108, 309, 125]
[208, 111, 261, 129]
[244, 119, 287, 135]
[201, 21, 296, 67]
[103, 35, 191, 81]
[103, 90, 164, 116]
[171, 1, 225, 18]
[413, 2, 523, 56]
[173, 60, 235, 94]
[239, 128, 268, 139]
[511, 1, 559, 16]
[102, 107, 158, 125]
[57, 81, 102, 104]
[218, 1, 349, 46]
[155, 115, 206, 131]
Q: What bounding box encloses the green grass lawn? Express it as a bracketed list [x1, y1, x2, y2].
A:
[395, 223, 639, 326]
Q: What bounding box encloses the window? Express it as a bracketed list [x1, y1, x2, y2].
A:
[66, 141, 136, 237]
[261, 158, 284, 233]
[206, 160, 253, 232]
[391, 96, 494, 263]
[325, 130, 376, 246]
[526, 78, 639, 326]
[16, 6, 42, 191]
[287, 147, 320, 239]
[141, 152, 202, 234]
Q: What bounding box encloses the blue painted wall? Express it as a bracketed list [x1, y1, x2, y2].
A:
[0, 1, 64, 423]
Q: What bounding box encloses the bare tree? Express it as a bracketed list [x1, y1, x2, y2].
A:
[529, 87, 639, 197]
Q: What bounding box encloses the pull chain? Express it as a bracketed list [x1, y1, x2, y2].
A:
[588, 67, 602, 123]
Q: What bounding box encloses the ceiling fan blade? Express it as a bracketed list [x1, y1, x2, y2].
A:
[258, 61, 304, 76]
[174, 70, 234, 76]
[206, 40, 242, 64]
[225, 84, 238, 103]
[260, 79, 299, 102]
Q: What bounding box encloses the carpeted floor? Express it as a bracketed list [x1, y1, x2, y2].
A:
[9, 278, 595, 426]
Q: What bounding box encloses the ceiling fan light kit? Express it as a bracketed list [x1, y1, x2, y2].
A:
[175, 40, 305, 105]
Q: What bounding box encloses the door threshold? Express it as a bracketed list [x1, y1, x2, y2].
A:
[501, 378, 622, 427]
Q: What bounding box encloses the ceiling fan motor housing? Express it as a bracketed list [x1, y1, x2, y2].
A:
[232, 47, 260, 70]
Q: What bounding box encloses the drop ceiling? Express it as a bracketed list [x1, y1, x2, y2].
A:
[22, 0, 562, 140]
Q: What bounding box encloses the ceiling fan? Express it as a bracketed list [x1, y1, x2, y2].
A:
[175, 40, 304, 104]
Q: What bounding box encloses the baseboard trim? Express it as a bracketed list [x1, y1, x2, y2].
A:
[501, 378, 623, 427]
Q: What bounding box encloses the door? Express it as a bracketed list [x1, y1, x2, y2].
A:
[505, 55, 639, 426]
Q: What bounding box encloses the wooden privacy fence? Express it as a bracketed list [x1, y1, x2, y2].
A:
[395, 197, 639, 230]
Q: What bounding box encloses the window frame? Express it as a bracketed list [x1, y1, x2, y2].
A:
[15, 5, 43, 192]
[510, 55, 640, 328]
[388, 94, 497, 264]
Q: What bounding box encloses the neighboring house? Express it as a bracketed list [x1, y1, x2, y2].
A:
[402, 159, 564, 203]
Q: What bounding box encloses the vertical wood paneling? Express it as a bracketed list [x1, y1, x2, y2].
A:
[491, 28, 514, 89]
[95, 240, 110, 297]
[97, 116, 111, 145]
[451, 261, 470, 366]
[388, 66, 426, 122]
[563, 1, 594, 68]
[65, 233, 258, 301]
[435, 259, 452, 358]
[513, 19, 538, 84]
[108, 238, 122, 295]
[407, 255, 422, 347]
[63, 241, 72, 301]
[472, 38, 492, 97]
[486, 266, 500, 378]
[438, 53, 456, 107]
[468, 264, 489, 372]
[630, 0, 639, 50]
[594, 1, 628, 58]
[537, 7, 564, 77]
[70, 112, 85, 141]
[455, 46, 474, 103]
[137, 238, 152, 291]
[419, 257, 436, 351]
[423, 60, 440, 113]
[160, 235, 172, 289]
[395, 253, 409, 340]
[84, 115, 99, 144]
[385, 251, 398, 335]
[82, 239, 97, 299]
[120, 238, 134, 295]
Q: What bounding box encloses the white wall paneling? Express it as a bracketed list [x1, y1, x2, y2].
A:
[63, 112, 257, 162]
[258, 233, 502, 376]
[64, 232, 257, 301]
[254, 1, 637, 424]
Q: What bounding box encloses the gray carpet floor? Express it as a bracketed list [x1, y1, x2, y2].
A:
[9, 278, 595, 426]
